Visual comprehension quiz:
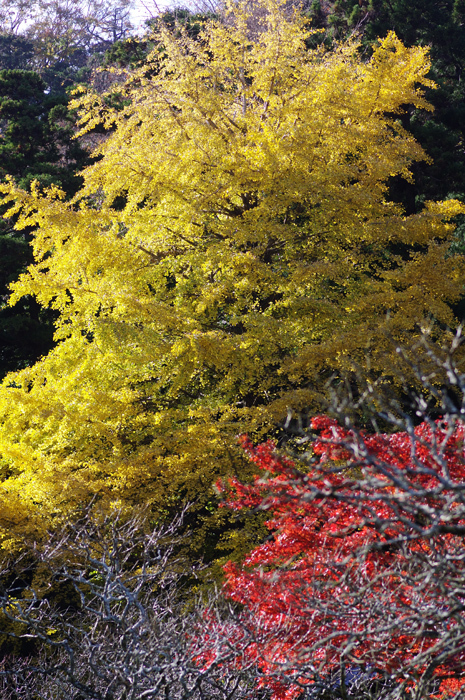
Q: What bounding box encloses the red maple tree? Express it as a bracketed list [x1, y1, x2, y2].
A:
[206, 418, 465, 699]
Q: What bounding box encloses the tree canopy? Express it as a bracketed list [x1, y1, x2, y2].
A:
[0, 0, 464, 549]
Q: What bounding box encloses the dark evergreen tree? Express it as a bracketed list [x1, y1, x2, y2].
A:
[0, 34, 35, 70]
[103, 7, 215, 69]
[0, 70, 90, 378]
[0, 70, 87, 190]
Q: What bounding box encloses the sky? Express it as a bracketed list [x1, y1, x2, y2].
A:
[130, 0, 173, 31]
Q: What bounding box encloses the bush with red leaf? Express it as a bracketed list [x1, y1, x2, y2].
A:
[208, 417, 465, 700]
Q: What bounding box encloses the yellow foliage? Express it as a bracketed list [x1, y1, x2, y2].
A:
[0, 0, 464, 548]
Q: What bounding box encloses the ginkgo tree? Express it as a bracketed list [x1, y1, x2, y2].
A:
[0, 0, 464, 548]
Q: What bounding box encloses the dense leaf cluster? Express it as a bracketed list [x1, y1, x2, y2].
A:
[214, 419, 465, 698]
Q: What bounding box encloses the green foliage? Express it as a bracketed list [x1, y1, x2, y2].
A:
[0, 70, 87, 191]
[0, 69, 90, 379]
[0, 34, 35, 70]
[0, 234, 57, 377]
[149, 7, 216, 38]
[103, 8, 215, 70]
[103, 35, 154, 69]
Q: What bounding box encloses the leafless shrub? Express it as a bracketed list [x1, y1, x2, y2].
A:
[0, 509, 263, 700]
